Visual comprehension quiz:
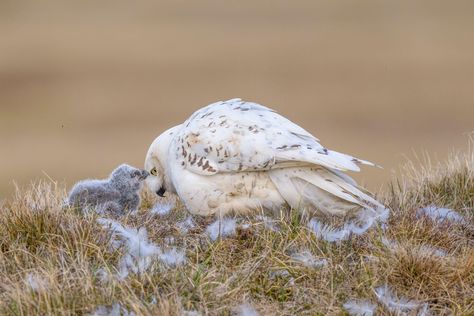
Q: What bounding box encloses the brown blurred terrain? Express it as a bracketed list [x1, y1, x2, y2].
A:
[1, 0, 473, 198]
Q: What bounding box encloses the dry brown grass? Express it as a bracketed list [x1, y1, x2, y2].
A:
[0, 148, 473, 315]
[2, 0, 474, 197]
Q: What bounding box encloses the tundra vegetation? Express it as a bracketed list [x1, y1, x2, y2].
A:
[0, 148, 473, 315]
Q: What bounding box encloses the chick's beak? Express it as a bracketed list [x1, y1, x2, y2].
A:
[140, 170, 149, 180]
[156, 187, 166, 197]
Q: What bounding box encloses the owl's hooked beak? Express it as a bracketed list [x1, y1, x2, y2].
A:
[156, 187, 166, 197]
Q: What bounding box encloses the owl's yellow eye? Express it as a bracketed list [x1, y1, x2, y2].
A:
[150, 167, 157, 176]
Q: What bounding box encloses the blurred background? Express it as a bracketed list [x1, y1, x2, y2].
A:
[1, 0, 473, 198]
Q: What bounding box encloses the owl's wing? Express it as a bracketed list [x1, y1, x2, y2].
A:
[174, 98, 377, 176]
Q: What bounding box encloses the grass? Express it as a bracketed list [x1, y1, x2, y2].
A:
[0, 147, 473, 315]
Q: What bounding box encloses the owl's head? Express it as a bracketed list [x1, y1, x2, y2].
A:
[144, 125, 181, 197]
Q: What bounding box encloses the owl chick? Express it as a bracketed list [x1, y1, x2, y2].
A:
[68, 164, 149, 215]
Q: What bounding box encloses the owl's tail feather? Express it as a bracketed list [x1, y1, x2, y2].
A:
[269, 166, 388, 221]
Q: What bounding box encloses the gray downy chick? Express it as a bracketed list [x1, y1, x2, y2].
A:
[68, 164, 149, 216]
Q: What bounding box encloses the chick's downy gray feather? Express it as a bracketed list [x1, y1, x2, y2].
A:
[68, 164, 148, 215]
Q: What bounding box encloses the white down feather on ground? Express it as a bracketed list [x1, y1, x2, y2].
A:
[97, 218, 186, 279]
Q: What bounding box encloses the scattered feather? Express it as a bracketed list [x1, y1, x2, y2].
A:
[183, 311, 202, 316]
[376, 206, 390, 223]
[308, 207, 388, 242]
[417, 245, 447, 258]
[150, 200, 175, 216]
[117, 253, 152, 279]
[90, 304, 119, 316]
[98, 218, 160, 279]
[269, 269, 295, 285]
[97, 219, 159, 258]
[290, 250, 328, 268]
[374, 285, 421, 313]
[164, 236, 176, 245]
[90, 303, 135, 316]
[269, 269, 290, 278]
[307, 218, 350, 242]
[381, 237, 399, 251]
[158, 247, 186, 267]
[98, 218, 187, 275]
[363, 255, 380, 263]
[256, 215, 279, 231]
[417, 303, 432, 316]
[240, 223, 251, 230]
[346, 218, 375, 235]
[417, 205, 465, 224]
[206, 218, 237, 241]
[235, 303, 259, 316]
[25, 273, 48, 292]
[346, 208, 379, 235]
[343, 300, 376, 316]
[382, 238, 448, 258]
[95, 268, 112, 284]
[176, 216, 196, 234]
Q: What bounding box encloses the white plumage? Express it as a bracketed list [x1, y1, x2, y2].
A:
[144, 98, 386, 220]
[343, 300, 376, 316]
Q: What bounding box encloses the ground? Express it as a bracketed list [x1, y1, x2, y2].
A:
[0, 148, 473, 315]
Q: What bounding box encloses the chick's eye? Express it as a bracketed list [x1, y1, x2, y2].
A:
[150, 167, 157, 176]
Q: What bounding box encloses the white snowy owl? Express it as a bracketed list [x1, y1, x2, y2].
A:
[145, 98, 386, 219]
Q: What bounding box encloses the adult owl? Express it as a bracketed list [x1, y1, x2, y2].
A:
[145, 98, 386, 221]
